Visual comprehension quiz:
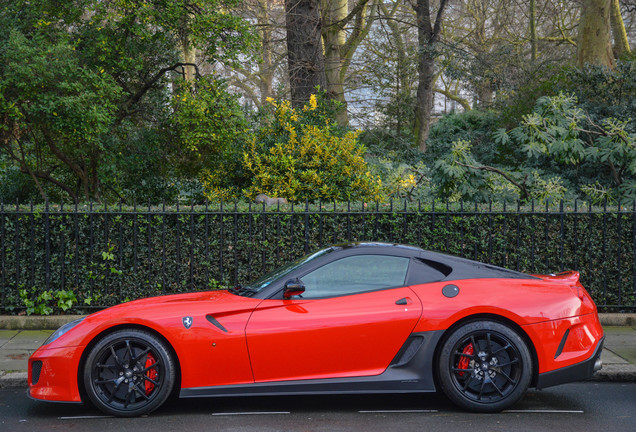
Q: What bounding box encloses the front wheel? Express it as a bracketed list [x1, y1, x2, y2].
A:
[83, 329, 176, 417]
[437, 320, 532, 413]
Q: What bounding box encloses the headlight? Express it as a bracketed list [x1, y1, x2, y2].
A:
[42, 317, 85, 346]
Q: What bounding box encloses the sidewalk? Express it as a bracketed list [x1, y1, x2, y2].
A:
[0, 314, 635, 388]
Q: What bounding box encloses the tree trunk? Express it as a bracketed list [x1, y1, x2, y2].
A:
[258, 0, 275, 105]
[414, 51, 435, 152]
[413, 0, 448, 153]
[179, 13, 197, 81]
[181, 44, 197, 81]
[530, 0, 538, 61]
[610, 0, 631, 57]
[322, 0, 349, 125]
[285, 0, 326, 108]
[577, 0, 614, 68]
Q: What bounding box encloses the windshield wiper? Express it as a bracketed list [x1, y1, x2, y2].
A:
[237, 286, 257, 296]
[228, 285, 256, 297]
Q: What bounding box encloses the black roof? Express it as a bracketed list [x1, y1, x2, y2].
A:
[328, 242, 537, 281]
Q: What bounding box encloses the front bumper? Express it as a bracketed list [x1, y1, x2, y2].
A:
[28, 345, 85, 402]
[536, 336, 604, 389]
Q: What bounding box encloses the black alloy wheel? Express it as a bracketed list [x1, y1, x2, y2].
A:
[83, 329, 176, 417]
[437, 320, 532, 413]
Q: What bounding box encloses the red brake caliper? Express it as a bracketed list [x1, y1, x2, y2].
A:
[457, 343, 474, 377]
[144, 353, 158, 395]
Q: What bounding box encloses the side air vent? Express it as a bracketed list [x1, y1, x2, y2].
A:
[554, 328, 570, 359]
[206, 315, 229, 333]
[31, 360, 43, 385]
[391, 335, 425, 367]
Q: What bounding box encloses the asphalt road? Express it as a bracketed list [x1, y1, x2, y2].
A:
[1, 383, 634, 432]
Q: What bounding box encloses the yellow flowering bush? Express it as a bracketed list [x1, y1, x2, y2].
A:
[243, 94, 383, 202]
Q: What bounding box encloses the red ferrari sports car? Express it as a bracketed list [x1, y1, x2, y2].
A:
[28, 242, 604, 417]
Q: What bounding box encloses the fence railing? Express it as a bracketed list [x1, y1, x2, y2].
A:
[0, 199, 635, 313]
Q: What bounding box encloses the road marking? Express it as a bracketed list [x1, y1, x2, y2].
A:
[212, 411, 290, 416]
[58, 415, 114, 420]
[503, 410, 584, 414]
[358, 409, 439, 414]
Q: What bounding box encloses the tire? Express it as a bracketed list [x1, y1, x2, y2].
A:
[437, 320, 532, 413]
[83, 329, 176, 417]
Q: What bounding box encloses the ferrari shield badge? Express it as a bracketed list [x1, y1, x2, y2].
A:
[182, 316, 193, 329]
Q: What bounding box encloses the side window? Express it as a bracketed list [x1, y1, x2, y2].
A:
[406, 258, 450, 285]
[300, 255, 410, 299]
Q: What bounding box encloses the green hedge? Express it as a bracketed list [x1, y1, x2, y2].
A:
[0, 201, 634, 313]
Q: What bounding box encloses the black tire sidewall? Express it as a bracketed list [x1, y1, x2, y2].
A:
[437, 320, 532, 413]
[83, 329, 175, 417]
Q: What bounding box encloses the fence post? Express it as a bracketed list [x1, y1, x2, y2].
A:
[633, 200, 635, 307]
[502, 200, 507, 268]
[161, 200, 167, 294]
[15, 199, 20, 291]
[176, 200, 181, 288]
[544, 199, 549, 271]
[304, 199, 309, 253]
[559, 200, 564, 272]
[602, 198, 608, 304]
[617, 200, 622, 305]
[89, 200, 94, 298]
[530, 199, 536, 272]
[0, 201, 5, 305]
[59, 201, 65, 292]
[29, 200, 34, 287]
[190, 200, 195, 290]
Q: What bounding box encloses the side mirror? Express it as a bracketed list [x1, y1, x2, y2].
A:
[283, 278, 305, 299]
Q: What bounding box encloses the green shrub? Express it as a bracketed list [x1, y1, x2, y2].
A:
[208, 94, 383, 202]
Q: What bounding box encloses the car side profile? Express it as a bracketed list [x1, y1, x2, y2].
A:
[28, 242, 604, 416]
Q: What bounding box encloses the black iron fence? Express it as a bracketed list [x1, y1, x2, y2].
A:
[0, 199, 635, 313]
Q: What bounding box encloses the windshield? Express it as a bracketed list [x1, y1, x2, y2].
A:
[245, 247, 334, 294]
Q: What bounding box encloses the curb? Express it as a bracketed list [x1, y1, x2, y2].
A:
[0, 315, 86, 330]
[1, 313, 635, 330]
[589, 365, 636, 383]
[0, 371, 28, 389]
[598, 313, 636, 326]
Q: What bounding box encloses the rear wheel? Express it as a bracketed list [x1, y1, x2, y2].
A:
[83, 329, 175, 417]
[437, 320, 532, 413]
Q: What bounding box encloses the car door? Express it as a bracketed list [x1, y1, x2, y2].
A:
[245, 255, 422, 383]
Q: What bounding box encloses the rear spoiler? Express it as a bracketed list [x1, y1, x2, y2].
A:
[534, 271, 581, 285]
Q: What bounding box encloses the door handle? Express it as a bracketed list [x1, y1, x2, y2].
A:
[395, 297, 412, 305]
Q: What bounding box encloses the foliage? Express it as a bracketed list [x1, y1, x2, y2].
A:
[432, 93, 635, 203]
[0, 25, 121, 202]
[171, 76, 251, 201]
[561, 59, 636, 132]
[432, 140, 563, 203]
[0, 156, 41, 203]
[171, 76, 250, 172]
[210, 93, 384, 202]
[0, 0, 254, 203]
[500, 93, 636, 202]
[19, 288, 78, 316]
[365, 156, 433, 202]
[426, 110, 504, 164]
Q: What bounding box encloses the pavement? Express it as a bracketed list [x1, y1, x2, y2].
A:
[0, 314, 635, 389]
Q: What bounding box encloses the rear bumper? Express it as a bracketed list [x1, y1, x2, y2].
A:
[535, 336, 604, 389]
